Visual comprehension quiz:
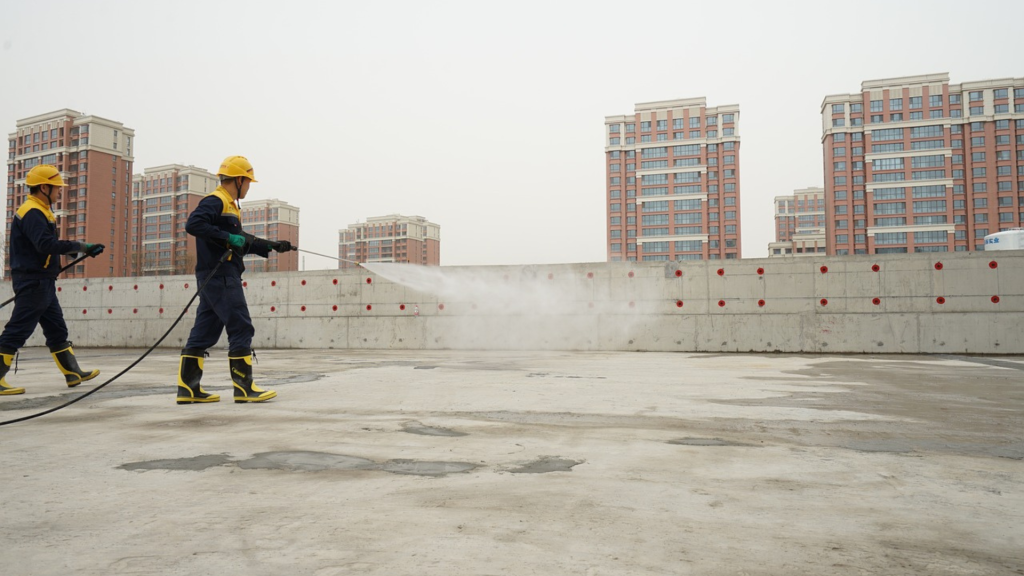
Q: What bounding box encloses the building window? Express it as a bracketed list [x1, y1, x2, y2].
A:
[969, 91, 983, 101]
[909, 96, 922, 109]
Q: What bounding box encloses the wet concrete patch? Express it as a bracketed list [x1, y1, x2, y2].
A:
[508, 457, 583, 474]
[237, 451, 377, 472]
[119, 454, 234, 472]
[381, 459, 477, 476]
[402, 421, 467, 437]
[668, 437, 755, 447]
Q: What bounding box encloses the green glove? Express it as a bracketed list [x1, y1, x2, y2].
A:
[227, 234, 245, 249]
[82, 243, 105, 257]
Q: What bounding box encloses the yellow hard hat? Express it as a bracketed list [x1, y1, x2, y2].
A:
[25, 165, 67, 187]
[217, 155, 258, 182]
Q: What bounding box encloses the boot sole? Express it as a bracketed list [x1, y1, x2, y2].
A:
[66, 370, 101, 388]
[234, 391, 277, 403]
[1, 389, 25, 395]
[176, 396, 221, 404]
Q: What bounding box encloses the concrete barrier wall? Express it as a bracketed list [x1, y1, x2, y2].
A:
[2, 251, 1021, 354]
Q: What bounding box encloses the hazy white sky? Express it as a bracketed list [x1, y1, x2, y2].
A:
[2, 0, 1021, 269]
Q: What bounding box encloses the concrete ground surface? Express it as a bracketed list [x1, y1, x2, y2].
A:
[1, 348, 1022, 576]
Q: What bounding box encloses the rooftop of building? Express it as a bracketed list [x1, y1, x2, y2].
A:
[2, 347, 1020, 574]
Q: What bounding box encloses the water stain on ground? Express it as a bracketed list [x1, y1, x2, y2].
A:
[120, 451, 478, 477]
[119, 454, 233, 471]
[508, 457, 583, 474]
[402, 421, 467, 437]
[668, 437, 755, 447]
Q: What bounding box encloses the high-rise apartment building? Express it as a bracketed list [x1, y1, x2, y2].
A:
[241, 199, 300, 273]
[6, 109, 135, 278]
[822, 73, 1024, 254]
[604, 97, 741, 262]
[769, 187, 827, 257]
[131, 164, 218, 275]
[338, 214, 440, 270]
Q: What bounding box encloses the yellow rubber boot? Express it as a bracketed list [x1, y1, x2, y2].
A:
[50, 341, 99, 387]
[176, 349, 220, 404]
[0, 350, 24, 395]
[229, 352, 276, 403]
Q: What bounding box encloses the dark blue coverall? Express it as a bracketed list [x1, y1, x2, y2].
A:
[183, 187, 271, 354]
[0, 195, 85, 350]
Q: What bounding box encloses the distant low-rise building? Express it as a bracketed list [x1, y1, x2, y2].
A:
[769, 187, 827, 257]
[338, 214, 440, 270]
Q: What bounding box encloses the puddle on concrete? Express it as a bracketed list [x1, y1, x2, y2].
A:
[402, 421, 467, 437]
[508, 457, 583, 474]
[413, 366, 437, 370]
[119, 454, 234, 471]
[237, 451, 377, 472]
[668, 437, 755, 447]
[381, 459, 477, 476]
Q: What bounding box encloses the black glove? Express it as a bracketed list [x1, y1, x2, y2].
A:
[271, 240, 294, 253]
[83, 243, 105, 257]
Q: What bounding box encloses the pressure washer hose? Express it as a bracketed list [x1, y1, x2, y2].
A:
[0, 250, 233, 427]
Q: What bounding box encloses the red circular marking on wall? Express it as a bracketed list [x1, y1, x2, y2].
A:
[132, 308, 137, 314]
[57, 287, 61, 292]
[587, 272, 594, 279]
[184, 283, 189, 289]
[871, 264, 880, 272]
[108, 285, 113, 291]
[675, 270, 682, 277]
[718, 300, 726, 307]
[301, 279, 306, 286]
[438, 303, 445, 311]
[133, 284, 138, 290]
[628, 271, 634, 278]
[82, 286, 87, 291]
[991, 295, 1000, 304]
[872, 298, 881, 305]
[270, 306, 276, 312]
[758, 299, 766, 307]
[159, 308, 164, 314]
[675, 300, 683, 308]
[300, 305, 306, 312]
[332, 279, 338, 285]
[242, 281, 247, 288]
[989, 261, 998, 269]
[400, 304, 406, 311]
[934, 262, 943, 270]
[936, 296, 946, 305]
[820, 298, 828, 306]
[185, 307, 190, 314]
[365, 278, 372, 284]
[332, 305, 338, 311]
[366, 305, 372, 311]
[756, 267, 764, 275]
[820, 266, 828, 274]
[717, 268, 725, 276]
[547, 273, 554, 280]
[107, 309, 112, 314]
[588, 302, 594, 308]
[628, 301, 635, 308]
[271, 280, 277, 287]
[82, 309, 87, 314]
[159, 283, 164, 289]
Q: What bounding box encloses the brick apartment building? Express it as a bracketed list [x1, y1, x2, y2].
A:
[338, 214, 440, 270]
[769, 187, 827, 257]
[604, 97, 741, 261]
[131, 164, 218, 275]
[241, 199, 300, 273]
[822, 73, 1024, 254]
[6, 109, 135, 278]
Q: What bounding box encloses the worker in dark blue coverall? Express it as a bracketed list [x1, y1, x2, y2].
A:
[176, 155, 295, 405]
[0, 165, 105, 396]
